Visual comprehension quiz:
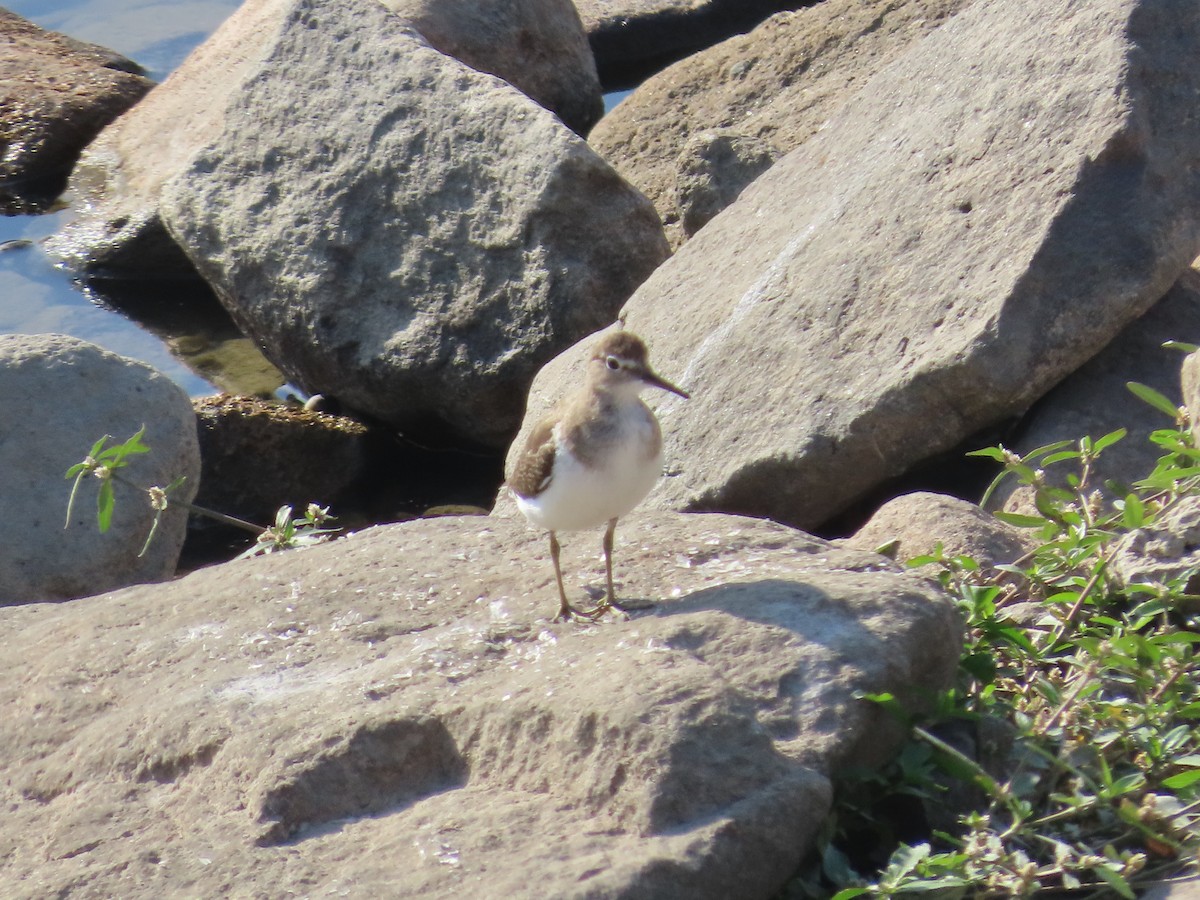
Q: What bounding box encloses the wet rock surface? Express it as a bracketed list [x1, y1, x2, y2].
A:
[0, 512, 958, 898]
[0, 9, 152, 212]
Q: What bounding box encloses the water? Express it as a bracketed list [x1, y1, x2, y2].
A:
[3, 0, 242, 396]
[7, 0, 240, 82]
[3, 0, 631, 399]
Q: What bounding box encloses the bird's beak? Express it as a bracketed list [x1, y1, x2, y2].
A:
[642, 368, 690, 399]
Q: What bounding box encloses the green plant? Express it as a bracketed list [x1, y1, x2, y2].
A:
[239, 503, 339, 559]
[786, 383, 1200, 899]
[65, 427, 339, 557]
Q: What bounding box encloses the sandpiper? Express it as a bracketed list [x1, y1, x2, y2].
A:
[507, 331, 689, 621]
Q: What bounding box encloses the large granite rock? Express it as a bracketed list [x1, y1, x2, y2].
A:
[0, 512, 958, 897]
[0, 334, 199, 604]
[47, 0, 634, 277]
[382, 0, 603, 134]
[51, 0, 667, 448]
[514, 0, 1200, 531]
[573, 0, 808, 88]
[993, 268, 1200, 516]
[588, 0, 971, 247]
[0, 9, 152, 212]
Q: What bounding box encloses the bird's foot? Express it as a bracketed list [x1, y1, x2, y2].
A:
[554, 597, 653, 622]
[555, 602, 605, 623]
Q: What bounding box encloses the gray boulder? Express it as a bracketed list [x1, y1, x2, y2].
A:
[0, 511, 957, 897]
[0, 9, 152, 212]
[588, 0, 970, 247]
[381, 0, 603, 134]
[0, 334, 199, 604]
[47, 0, 630, 277]
[844, 491, 1035, 572]
[515, 0, 1200, 531]
[994, 267, 1200, 516]
[52, 0, 667, 447]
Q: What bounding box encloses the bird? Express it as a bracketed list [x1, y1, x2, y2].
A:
[506, 331, 689, 621]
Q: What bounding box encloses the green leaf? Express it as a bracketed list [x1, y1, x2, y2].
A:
[1127, 381, 1181, 419]
[885, 842, 931, 880]
[96, 481, 115, 533]
[966, 446, 1009, 461]
[104, 425, 150, 468]
[1164, 340, 1200, 353]
[1121, 493, 1145, 529]
[1025, 439, 1075, 460]
[1091, 864, 1135, 900]
[85, 434, 112, 460]
[830, 890, 872, 900]
[1103, 772, 1146, 798]
[1092, 428, 1127, 454]
[1042, 450, 1082, 465]
[1162, 769, 1200, 790]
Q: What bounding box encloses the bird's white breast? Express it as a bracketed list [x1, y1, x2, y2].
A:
[515, 408, 663, 532]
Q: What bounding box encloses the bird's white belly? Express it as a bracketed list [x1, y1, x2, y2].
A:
[515, 438, 663, 532]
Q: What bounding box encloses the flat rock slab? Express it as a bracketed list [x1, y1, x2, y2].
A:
[518, 0, 1200, 530]
[0, 9, 152, 212]
[0, 334, 199, 604]
[0, 513, 957, 898]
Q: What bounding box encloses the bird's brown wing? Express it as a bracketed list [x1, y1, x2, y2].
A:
[506, 416, 556, 499]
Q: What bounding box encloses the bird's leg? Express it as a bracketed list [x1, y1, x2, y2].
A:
[550, 531, 571, 620]
[603, 517, 619, 610]
[550, 531, 601, 622]
[602, 517, 652, 614]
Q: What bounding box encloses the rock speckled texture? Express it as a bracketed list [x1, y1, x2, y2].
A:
[0, 9, 152, 211]
[382, 0, 603, 134]
[0, 513, 958, 898]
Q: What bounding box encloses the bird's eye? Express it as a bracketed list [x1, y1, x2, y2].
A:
[605, 356, 621, 370]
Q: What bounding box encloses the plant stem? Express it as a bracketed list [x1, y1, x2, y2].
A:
[111, 472, 262, 535]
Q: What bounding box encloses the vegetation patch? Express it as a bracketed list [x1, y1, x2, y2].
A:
[786, 382, 1200, 898]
